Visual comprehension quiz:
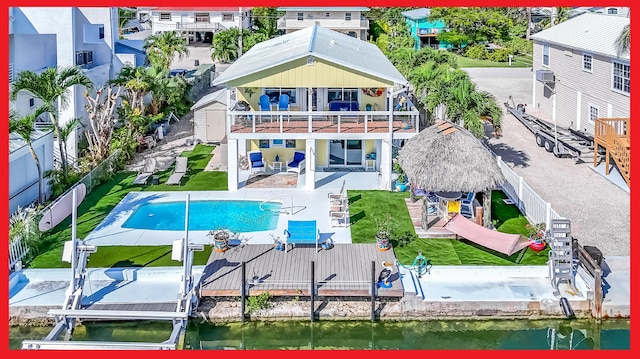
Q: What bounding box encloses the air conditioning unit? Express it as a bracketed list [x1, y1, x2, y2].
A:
[536, 69, 555, 83]
[75, 50, 93, 66]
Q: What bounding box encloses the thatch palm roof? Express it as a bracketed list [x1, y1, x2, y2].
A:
[398, 121, 505, 192]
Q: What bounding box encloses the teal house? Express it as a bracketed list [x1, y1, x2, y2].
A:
[402, 8, 448, 50]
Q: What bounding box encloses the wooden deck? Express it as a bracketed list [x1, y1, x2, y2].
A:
[404, 198, 456, 238]
[199, 244, 404, 297]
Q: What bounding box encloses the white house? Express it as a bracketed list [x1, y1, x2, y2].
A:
[9, 130, 55, 214]
[277, 7, 370, 40]
[145, 7, 252, 43]
[212, 25, 418, 192]
[9, 7, 124, 163]
[530, 13, 629, 135]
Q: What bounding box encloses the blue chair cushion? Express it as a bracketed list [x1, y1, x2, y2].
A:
[289, 161, 300, 168]
[252, 160, 264, 168]
[293, 152, 305, 162]
[249, 152, 262, 162]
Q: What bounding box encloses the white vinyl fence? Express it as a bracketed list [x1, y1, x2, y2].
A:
[495, 155, 564, 231]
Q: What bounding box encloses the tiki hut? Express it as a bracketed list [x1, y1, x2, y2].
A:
[397, 121, 505, 228]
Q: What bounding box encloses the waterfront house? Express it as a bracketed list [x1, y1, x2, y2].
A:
[401, 8, 448, 50]
[212, 24, 419, 192]
[9, 131, 54, 214]
[277, 7, 370, 40]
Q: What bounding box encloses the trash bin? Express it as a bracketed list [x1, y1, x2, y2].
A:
[156, 125, 164, 140]
[584, 245, 603, 267]
[194, 59, 200, 66]
[152, 175, 160, 185]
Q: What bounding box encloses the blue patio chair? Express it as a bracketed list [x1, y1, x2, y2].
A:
[286, 150, 306, 174]
[247, 150, 266, 173]
[259, 94, 271, 122]
[283, 220, 321, 253]
[460, 192, 476, 218]
[278, 94, 290, 122]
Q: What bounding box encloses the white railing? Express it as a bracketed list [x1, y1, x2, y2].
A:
[9, 236, 30, 271]
[495, 155, 565, 231]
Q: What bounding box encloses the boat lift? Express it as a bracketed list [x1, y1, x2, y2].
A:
[22, 192, 203, 350]
[504, 101, 596, 163]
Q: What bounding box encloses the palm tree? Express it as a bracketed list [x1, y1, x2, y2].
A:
[9, 106, 50, 203]
[110, 65, 154, 113]
[615, 24, 630, 56]
[143, 31, 190, 70]
[9, 66, 93, 178]
[210, 28, 240, 63]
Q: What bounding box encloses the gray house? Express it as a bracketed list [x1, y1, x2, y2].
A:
[530, 13, 629, 135]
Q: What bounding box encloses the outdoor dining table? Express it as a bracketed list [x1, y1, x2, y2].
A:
[434, 191, 463, 218]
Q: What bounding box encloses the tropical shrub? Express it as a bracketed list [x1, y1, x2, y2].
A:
[488, 48, 514, 62]
[464, 44, 488, 60]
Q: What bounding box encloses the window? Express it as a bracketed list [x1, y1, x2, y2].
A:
[325, 12, 330, 17]
[222, 13, 234, 21]
[328, 89, 358, 102]
[347, 31, 357, 38]
[612, 61, 630, 94]
[264, 88, 296, 105]
[99, 26, 104, 39]
[258, 139, 270, 149]
[195, 13, 209, 22]
[588, 104, 599, 123]
[582, 54, 592, 72]
[297, 12, 303, 21]
[345, 12, 352, 21]
[542, 43, 549, 66]
[159, 13, 171, 21]
[607, 8, 618, 15]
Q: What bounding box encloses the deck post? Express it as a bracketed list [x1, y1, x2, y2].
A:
[310, 260, 315, 322]
[241, 261, 246, 323]
[371, 260, 376, 322]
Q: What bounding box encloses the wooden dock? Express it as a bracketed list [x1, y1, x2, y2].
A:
[199, 244, 404, 297]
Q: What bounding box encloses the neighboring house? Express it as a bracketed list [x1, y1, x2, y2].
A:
[145, 7, 252, 43]
[191, 88, 228, 144]
[114, 40, 147, 67]
[277, 7, 370, 40]
[9, 7, 124, 164]
[530, 13, 629, 135]
[212, 25, 419, 191]
[401, 8, 448, 50]
[570, 7, 630, 18]
[9, 130, 55, 214]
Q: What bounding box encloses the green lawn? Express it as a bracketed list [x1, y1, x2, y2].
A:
[455, 54, 533, 68]
[347, 189, 548, 267]
[29, 144, 547, 269]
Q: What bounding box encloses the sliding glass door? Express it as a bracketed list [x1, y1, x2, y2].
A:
[329, 140, 362, 167]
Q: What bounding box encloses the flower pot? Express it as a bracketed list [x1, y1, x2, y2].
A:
[376, 234, 391, 251]
[395, 183, 407, 192]
[529, 240, 546, 252]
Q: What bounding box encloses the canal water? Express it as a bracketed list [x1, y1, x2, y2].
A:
[10, 319, 630, 350]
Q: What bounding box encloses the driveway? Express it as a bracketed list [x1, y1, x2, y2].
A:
[464, 67, 630, 256]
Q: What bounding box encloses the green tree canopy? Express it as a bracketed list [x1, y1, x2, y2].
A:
[430, 7, 514, 45]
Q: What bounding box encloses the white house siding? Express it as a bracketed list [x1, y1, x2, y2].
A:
[9, 132, 55, 214]
[532, 42, 630, 135]
[150, 9, 249, 34]
[278, 10, 368, 39]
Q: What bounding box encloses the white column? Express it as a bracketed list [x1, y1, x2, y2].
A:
[305, 138, 315, 191]
[380, 139, 392, 191]
[532, 70, 537, 108]
[227, 138, 238, 191]
[576, 91, 582, 130]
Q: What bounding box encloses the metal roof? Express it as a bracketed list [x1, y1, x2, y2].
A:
[213, 24, 408, 86]
[530, 13, 629, 59]
[277, 7, 370, 12]
[401, 8, 432, 20]
[191, 88, 227, 111]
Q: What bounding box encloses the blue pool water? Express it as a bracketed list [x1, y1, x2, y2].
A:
[122, 200, 281, 232]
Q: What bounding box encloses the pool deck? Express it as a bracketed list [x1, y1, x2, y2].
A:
[84, 188, 356, 247]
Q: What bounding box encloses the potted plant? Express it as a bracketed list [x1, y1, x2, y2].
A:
[374, 214, 397, 251]
[393, 160, 407, 192]
[525, 222, 546, 252]
[208, 229, 233, 252]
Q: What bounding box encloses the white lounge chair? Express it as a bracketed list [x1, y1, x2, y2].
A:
[286, 150, 306, 174]
[166, 157, 189, 185]
[329, 197, 349, 228]
[328, 179, 346, 203]
[132, 158, 157, 185]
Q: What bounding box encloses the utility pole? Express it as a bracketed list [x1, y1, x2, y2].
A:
[526, 7, 532, 40]
[237, 7, 243, 59]
[551, 7, 558, 26]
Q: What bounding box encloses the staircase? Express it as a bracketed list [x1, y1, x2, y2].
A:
[594, 117, 630, 186]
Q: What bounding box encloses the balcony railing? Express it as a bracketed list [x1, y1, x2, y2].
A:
[176, 21, 226, 31]
[277, 17, 368, 30]
[594, 117, 630, 186]
[227, 110, 419, 135]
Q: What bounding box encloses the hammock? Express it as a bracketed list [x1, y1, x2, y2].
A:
[444, 214, 530, 256]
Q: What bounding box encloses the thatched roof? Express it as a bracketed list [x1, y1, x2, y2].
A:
[397, 121, 505, 192]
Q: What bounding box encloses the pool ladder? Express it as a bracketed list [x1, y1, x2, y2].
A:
[259, 194, 305, 215]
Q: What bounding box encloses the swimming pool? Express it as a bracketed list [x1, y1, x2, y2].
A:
[122, 200, 281, 232]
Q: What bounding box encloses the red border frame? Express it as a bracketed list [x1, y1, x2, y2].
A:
[3, 1, 636, 357]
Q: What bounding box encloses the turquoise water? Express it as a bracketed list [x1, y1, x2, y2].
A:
[121, 200, 281, 232]
[10, 319, 630, 350]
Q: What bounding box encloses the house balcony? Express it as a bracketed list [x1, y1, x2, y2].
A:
[227, 110, 419, 138]
[277, 17, 369, 31]
[417, 27, 440, 36]
[176, 21, 226, 31]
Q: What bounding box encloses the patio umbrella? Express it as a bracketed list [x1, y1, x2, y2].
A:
[397, 121, 505, 227]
